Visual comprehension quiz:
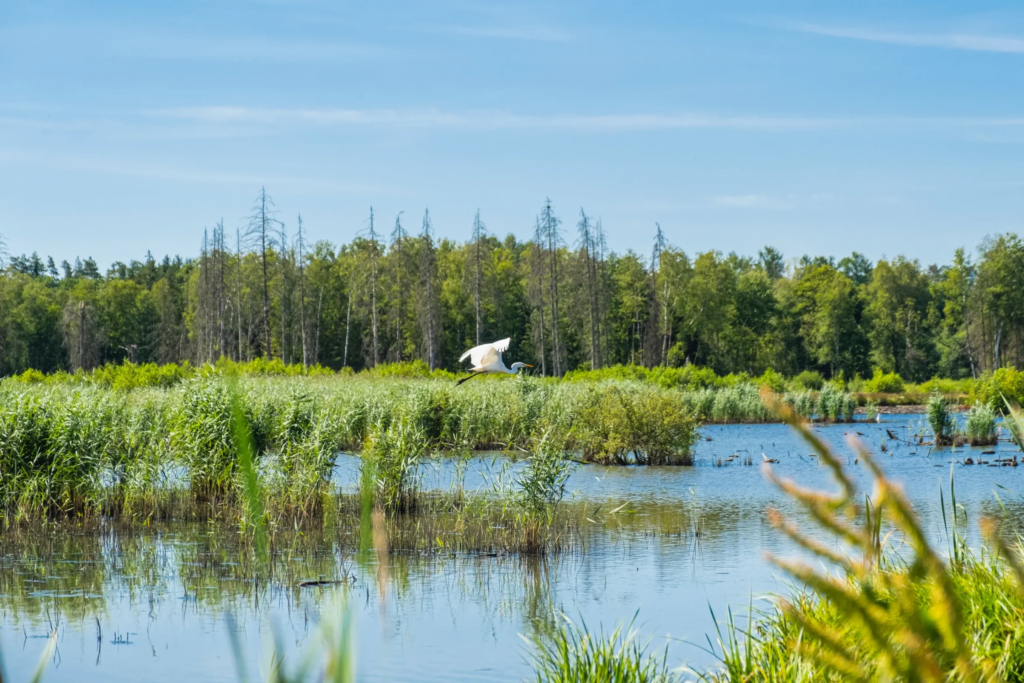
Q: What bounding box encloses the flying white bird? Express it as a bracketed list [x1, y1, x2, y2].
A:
[456, 337, 532, 385]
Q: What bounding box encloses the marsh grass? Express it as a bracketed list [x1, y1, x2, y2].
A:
[229, 595, 355, 683]
[361, 419, 426, 513]
[0, 375, 703, 522]
[964, 402, 998, 446]
[928, 392, 956, 445]
[696, 388, 1024, 682]
[529, 613, 678, 683]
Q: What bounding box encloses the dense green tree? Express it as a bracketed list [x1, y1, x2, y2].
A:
[866, 257, 937, 381]
[790, 265, 868, 378]
[7, 194, 1024, 382]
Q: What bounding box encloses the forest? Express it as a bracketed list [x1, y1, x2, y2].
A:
[0, 190, 1020, 382]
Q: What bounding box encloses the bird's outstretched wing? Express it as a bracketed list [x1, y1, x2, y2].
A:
[459, 338, 511, 368]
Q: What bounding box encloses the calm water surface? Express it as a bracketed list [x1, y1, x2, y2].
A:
[3, 416, 1023, 682]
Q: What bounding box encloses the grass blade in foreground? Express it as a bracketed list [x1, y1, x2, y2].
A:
[700, 389, 1014, 682]
[528, 612, 678, 683]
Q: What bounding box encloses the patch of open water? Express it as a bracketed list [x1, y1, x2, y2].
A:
[3, 416, 1024, 682]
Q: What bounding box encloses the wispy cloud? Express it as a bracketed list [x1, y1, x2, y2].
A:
[712, 193, 837, 210]
[150, 106, 848, 131]
[713, 194, 772, 208]
[782, 21, 1024, 54]
[0, 149, 383, 193]
[0, 23, 385, 62]
[11, 104, 1024, 139]
[414, 23, 571, 42]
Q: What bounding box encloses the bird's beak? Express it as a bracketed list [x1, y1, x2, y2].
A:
[524, 364, 533, 368]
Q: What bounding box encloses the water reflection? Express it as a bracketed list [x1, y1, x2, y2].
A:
[3, 415, 1024, 682]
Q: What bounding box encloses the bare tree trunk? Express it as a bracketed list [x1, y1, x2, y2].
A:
[236, 228, 244, 362]
[297, 215, 308, 367]
[595, 220, 609, 366]
[344, 290, 352, 368]
[545, 205, 562, 376]
[995, 322, 1004, 370]
[368, 207, 380, 367]
[258, 190, 273, 359]
[392, 213, 407, 362]
[279, 222, 289, 364]
[531, 219, 548, 376]
[217, 221, 226, 360]
[472, 210, 485, 346]
[78, 301, 85, 369]
[965, 308, 977, 379]
[420, 209, 439, 370]
[314, 286, 323, 365]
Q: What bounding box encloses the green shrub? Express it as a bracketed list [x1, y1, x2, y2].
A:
[791, 370, 824, 391]
[915, 377, 973, 395]
[756, 368, 786, 393]
[865, 369, 905, 393]
[14, 368, 47, 384]
[971, 367, 1024, 410]
[571, 384, 698, 465]
[563, 364, 726, 391]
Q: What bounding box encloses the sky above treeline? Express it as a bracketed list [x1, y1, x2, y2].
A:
[3, 0, 1024, 268]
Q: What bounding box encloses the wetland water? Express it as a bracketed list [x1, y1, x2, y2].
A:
[3, 415, 1023, 682]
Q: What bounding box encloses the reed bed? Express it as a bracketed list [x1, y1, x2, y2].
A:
[0, 375, 701, 520]
[964, 402, 998, 446]
[682, 383, 857, 424]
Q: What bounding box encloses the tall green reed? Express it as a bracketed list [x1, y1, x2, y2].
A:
[529, 612, 677, 683]
[928, 392, 955, 446]
[964, 402, 997, 446]
[699, 389, 1024, 682]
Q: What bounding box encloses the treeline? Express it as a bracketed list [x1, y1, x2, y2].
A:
[0, 190, 1020, 380]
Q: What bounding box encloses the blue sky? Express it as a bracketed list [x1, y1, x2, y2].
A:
[3, 0, 1024, 268]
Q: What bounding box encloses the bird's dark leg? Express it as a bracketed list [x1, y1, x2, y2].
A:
[456, 371, 484, 386]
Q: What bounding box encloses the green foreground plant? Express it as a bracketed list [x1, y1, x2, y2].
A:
[697, 389, 1024, 682]
[529, 613, 677, 683]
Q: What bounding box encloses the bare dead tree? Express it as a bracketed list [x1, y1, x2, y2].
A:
[419, 209, 440, 370]
[343, 287, 353, 369]
[361, 207, 382, 367]
[199, 228, 210, 362]
[278, 220, 290, 364]
[235, 227, 244, 361]
[389, 212, 409, 362]
[540, 199, 564, 375]
[243, 187, 280, 359]
[62, 300, 99, 370]
[471, 209, 487, 346]
[297, 214, 309, 367]
[576, 209, 601, 370]
[530, 216, 548, 376]
[215, 220, 227, 360]
[594, 219, 610, 365]
[313, 285, 323, 365]
[653, 223, 671, 366]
